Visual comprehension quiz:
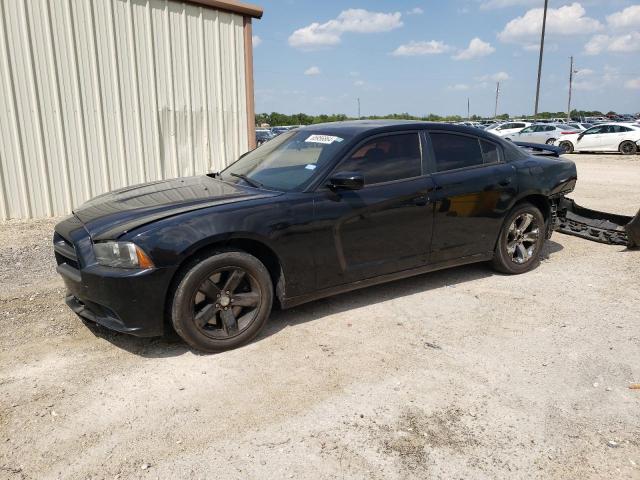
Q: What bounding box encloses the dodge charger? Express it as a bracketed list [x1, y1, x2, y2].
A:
[54, 121, 577, 352]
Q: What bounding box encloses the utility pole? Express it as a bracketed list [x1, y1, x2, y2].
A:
[357, 98, 361, 119]
[534, 0, 549, 117]
[567, 56, 575, 121]
[467, 97, 470, 121]
[494, 82, 500, 119]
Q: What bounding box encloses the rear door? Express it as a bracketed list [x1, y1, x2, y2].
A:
[425, 131, 517, 264]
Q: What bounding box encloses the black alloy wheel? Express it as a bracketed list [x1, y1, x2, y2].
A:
[619, 141, 637, 155]
[170, 251, 273, 352]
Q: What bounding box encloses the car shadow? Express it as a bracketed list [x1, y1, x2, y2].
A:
[86, 240, 564, 357]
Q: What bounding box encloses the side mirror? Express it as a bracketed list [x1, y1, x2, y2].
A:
[328, 171, 364, 190]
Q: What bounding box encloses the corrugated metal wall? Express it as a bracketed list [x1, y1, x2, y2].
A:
[0, 0, 248, 220]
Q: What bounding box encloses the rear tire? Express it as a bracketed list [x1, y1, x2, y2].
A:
[559, 141, 574, 154]
[619, 141, 637, 155]
[170, 250, 273, 353]
[492, 203, 545, 275]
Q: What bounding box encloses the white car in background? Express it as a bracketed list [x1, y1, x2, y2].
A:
[487, 121, 532, 138]
[555, 123, 640, 155]
[566, 122, 593, 131]
[505, 124, 579, 145]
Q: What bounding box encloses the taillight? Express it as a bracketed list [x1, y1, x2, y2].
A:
[561, 131, 574, 135]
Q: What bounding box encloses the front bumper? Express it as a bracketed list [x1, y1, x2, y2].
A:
[54, 216, 176, 337]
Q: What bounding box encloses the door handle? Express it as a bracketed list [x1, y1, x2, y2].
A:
[413, 195, 428, 206]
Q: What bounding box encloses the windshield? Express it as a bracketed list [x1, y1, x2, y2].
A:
[221, 130, 352, 191]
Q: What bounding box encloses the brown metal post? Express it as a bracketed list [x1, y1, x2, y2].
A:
[243, 17, 256, 150]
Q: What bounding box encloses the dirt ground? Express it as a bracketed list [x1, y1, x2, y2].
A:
[1, 154, 639, 480]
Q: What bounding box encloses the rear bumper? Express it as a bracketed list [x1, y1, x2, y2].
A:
[557, 198, 640, 248]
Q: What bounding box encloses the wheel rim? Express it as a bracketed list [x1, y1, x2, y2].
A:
[506, 213, 540, 265]
[560, 142, 571, 153]
[621, 142, 633, 154]
[191, 267, 261, 339]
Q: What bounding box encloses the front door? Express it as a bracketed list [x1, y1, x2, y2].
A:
[312, 132, 435, 289]
[576, 125, 607, 150]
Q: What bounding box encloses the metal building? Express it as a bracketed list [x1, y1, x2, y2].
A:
[0, 0, 262, 220]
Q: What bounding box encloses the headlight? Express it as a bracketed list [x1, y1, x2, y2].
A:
[93, 242, 155, 269]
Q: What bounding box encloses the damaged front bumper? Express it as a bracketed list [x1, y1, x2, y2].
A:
[557, 198, 640, 248]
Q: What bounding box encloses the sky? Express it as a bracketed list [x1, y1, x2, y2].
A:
[251, 0, 640, 118]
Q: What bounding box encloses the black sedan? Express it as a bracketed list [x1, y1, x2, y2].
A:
[54, 121, 577, 352]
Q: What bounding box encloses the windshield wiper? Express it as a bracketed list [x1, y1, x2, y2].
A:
[229, 173, 264, 189]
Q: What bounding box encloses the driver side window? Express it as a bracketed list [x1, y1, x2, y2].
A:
[333, 133, 422, 185]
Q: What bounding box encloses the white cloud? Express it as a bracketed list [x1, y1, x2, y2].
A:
[479, 0, 538, 10]
[406, 7, 424, 15]
[575, 68, 594, 77]
[453, 38, 495, 60]
[447, 84, 470, 91]
[584, 32, 640, 55]
[289, 9, 403, 49]
[573, 65, 621, 91]
[252, 35, 262, 47]
[607, 5, 640, 30]
[304, 66, 321, 76]
[392, 40, 451, 56]
[476, 72, 510, 82]
[498, 3, 602, 44]
[625, 78, 640, 90]
[354, 80, 365, 87]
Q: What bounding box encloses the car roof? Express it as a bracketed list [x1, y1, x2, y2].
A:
[297, 120, 503, 139]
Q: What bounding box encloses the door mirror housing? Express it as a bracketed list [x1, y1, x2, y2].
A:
[328, 171, 364, 190]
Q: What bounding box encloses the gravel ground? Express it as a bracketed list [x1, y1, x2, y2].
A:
[0, 154, 638, 479]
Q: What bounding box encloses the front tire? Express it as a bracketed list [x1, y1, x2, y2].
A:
[619, 141, 637, 155]
[170, 251, 273, 353]
[492, 203, 545, 275]
[546, 138, 556, 145]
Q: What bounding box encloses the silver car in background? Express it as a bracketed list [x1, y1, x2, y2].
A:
[505, 124, 579, 145]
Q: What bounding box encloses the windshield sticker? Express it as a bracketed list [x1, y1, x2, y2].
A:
[305, 134, 343, 144]
[305, 164, 317, 170]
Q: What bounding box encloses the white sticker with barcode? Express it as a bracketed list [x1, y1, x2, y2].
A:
[305, 134, 343, 144]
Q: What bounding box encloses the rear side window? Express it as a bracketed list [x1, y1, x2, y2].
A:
[480, 140, 501, 164]
[430, 133, 485, 172]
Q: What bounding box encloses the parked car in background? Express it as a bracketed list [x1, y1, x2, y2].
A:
[505, 124, 579, 145]
[256, 129, 275, 146]
[555, 123, 640, 155]
[54, 121, 577, 352]
[271, 126, 299, 136]
[566, 122, 592, 131]
[488, 121, 532, 138]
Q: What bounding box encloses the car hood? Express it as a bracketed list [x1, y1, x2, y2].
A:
[74, 175, 280, 241]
